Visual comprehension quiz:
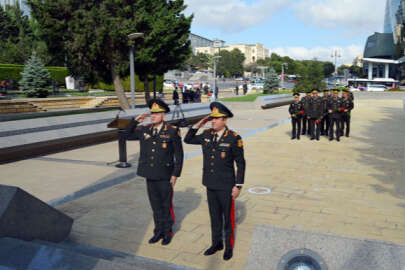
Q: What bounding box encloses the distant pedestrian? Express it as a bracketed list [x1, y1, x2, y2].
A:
[215, 86, 219, 100]
[243, 82, 248, 95]
[289, 92, 303, 140]
[173, 87, 179, 105]
[235, 82, 239, 96]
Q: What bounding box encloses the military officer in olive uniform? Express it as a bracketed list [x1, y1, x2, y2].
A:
[289, 92, 303, 140]
[301, 91, 312, 135]
[307, 89, 324, 140]
[327, 90, 343, 141]
[124, 99, 184, 245]
[184, 102, 246, 261]
[340, 90, 354, 137]
[320, 90, 331, 136]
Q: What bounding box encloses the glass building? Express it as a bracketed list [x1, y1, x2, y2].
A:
[384, 0, 401, 33]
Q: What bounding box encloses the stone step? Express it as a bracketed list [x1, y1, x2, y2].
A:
[0, 238, 197, 270]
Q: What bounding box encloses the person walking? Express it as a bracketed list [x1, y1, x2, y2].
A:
[289, 93, 303, 140]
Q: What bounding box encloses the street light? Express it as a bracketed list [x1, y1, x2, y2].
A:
[128, 32, 144, 110]
[331, 49, 341, 88]
[281, 63, 288, 89]
[212, 56, 221, 100]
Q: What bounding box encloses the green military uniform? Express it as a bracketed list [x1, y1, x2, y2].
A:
[184, 102, 246, 261]
[124, 99, 184, 244]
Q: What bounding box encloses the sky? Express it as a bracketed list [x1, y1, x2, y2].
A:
[184, 0, 387, 65]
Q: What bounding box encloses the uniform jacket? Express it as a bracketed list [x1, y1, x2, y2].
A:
[341, 98, 354, 114]
[184, 127, 246, 190]
[308, 96, 323, 119]
[300, 96, 311, 115]
[289, 101, 303, 118]
[124, 119, 184, 180]
[327, 96, 343, 119]
[322, 96, 331, 115]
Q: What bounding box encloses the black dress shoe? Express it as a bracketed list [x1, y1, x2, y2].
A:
[329, 138, 333, 141]
[346, 134, 349, 137]
[310, 137, 315, 140]
[204, 243, 223, 256]
[223, 248, 233, 260]
[149, 234, 163, 244]
[337, 137, 340, 142]
[291, 137, 296, 140]
[162, 235, 172, 245]
[297, 136, 300, 140]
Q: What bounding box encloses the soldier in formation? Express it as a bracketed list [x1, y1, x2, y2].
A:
[291, 89, 354, 141]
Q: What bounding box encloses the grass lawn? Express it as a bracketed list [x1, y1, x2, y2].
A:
[220, 90, 292, 102]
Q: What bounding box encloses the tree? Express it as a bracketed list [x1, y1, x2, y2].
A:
[263, 68, 280, 94]
[19, 52, 51, 98]
[294, 60, 326, 92]
[323, 62, 335, 77]
[216, 49, 245, 77]
[187, 52, 210, 70]
[244, 63, 260, 75]
[28, 0, 192, 107]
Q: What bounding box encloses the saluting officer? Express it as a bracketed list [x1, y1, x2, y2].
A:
[327, 90, 343, 141]
[308, 89, 323, 141]
[124, 99, 184, 245]
[301, 91, 312, 135]
[320, 90, 331, 136]
[184, 102, 246, 261]
[289, 92, 303, 140]
[340, 90, 354, 137]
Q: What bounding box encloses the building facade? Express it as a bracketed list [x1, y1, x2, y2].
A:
[195, 43, 269, 65]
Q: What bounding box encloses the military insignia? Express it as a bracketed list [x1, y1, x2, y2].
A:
[221, 152, 226, 159]
[237, 139, 243, 148]
[204, 138, 210, 143]
[160, 134, 170, 139]
[144, 133, 151, 140]
[162, 142, 167, 149]
[219, 143, 230, 147]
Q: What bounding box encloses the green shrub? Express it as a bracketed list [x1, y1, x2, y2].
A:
[92, 75, 163, 92]
[0, 63, 68, 85]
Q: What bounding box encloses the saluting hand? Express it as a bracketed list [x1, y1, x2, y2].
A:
[195, 115, 211, 128]
[135, 112, 149, 123]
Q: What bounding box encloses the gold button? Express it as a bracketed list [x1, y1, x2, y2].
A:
[153, 142, 156, 145]
[211, 163, 214, 166]
[211, 156, 214, 159]
[151, 157, 154, 160]
[152, 149, 155, 152]
[212, 149, 216, 152]
[210, 169, 214, 173]
[151, 164, 154, 167]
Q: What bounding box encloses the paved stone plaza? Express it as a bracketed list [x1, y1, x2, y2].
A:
[1, 93, 405, 269]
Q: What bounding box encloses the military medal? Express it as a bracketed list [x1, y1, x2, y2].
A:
[162, 142, 167, 149]
[144, 133, 151, 140]
[221, 152, 226, 159]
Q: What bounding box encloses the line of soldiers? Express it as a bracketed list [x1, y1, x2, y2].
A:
[289, 89, 354, 141]
[124, 99, 245, 261]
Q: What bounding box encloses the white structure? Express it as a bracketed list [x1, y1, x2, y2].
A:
[195, 43, 270, 65]
[0, 0, 30, 14]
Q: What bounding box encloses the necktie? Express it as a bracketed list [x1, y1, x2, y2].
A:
[153, 128, 158, 137]
[214, 133, 218, 143]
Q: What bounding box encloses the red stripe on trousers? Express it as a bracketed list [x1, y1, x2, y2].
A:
[230, 199, 235, 248]
[170, 186, 175, 236]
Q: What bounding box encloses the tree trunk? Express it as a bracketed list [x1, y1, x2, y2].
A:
[144, 76, 151, 102]
[111, 68, 130, 110]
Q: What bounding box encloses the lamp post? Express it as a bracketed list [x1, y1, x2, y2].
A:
[331, 49, 341, 88]
[128, 32, 144, 110]
[281, 63, 288, 89]
[213, 56, 221, 100]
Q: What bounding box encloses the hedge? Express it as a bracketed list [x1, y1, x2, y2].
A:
[92, 74, 163, 92]
[0, 63, 163, 92]
[0, 64, 68, 85]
